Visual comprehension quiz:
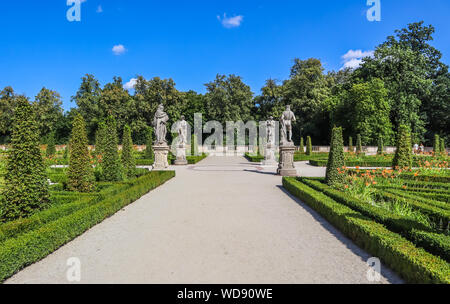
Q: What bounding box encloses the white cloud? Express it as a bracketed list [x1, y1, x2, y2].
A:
[217, 14, 244, 28]
[124, 78, 137, 90]
[341, 49, 374, 70]
[112, 44, 126, 55]
[96, 5, 103, 13]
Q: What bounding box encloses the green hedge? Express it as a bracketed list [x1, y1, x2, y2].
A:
[186, 153, 208, 164]
[0, 170, 175, 282]
[383, 189, 450, 211]
[309, 159, 393, 167]
[399, 173, 450, 184]
[244, 153, 264, 162]
[301, 178, 450, 262]
[282, 177, 450, 283]
[294, 152, 329, 162]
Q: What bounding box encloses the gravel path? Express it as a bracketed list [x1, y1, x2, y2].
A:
[6, 156, 403, 284]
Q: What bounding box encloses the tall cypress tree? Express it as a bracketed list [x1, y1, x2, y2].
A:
[95, 121, 107, 156]
[392, 125, 412, 169]
[191, 134, 199, 156]
[299, 137, 305, 154]
[377, 137, 384, 155]
[67, 114, 95, 192]
[306, 136, 312, 155]
[1, 97, 50, 221]
[101, 116, 122, 181]
[356, 134, 363, 154]
[144, 126, 154, 160]
[348, 137, 354, 153]
[440, 138, 446, 155]
[433, 134, 441, 154]
[121, 125, 136, 178]
[46, 131, 56, 157]
[326, 127, 345, 186]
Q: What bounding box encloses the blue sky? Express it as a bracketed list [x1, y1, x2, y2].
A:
[1, 0, 449, 111]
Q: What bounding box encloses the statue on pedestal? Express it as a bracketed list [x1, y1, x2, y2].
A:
[267, 116, 276, 146]
[262, 116, 277, 166]
[280, 105, 296, 146]
[153, 104, 169, 146]
[174, 115, 188, 165]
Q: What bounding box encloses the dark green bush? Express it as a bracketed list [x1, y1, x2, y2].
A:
[299, 137, 304, 153]
[392, 125, 412, 169]
[348, 136, 354, 153]
[1, 98, 50, 222]
[306, 136, 312, 156]
[67, 114, 96, 192]
[325, 127, 345, 186]
[434, 134, 441, 154]
[46, 132, 56, 157]
[101, 116, 122, 181]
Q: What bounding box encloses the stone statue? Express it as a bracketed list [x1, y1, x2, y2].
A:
[177, 115, 188, 146]
[266, 116, 276, 146]
[280, 105, 296, 145]
[153, 104, 169, 145]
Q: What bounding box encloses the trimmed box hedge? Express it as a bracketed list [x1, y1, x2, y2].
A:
[282, 177, 450, 283]
[244, 153, 265, 162]
[0, 170, 175, 282]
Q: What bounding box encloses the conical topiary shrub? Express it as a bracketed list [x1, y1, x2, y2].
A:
[392, 125, 412, 169]
[306, 136, 312, 156]
[46, 131, 56, 157]
[325, 127, 345, 186]
[191, 134, 199, 156]
[440, 138, 446, 155]
[121, 125, 136, 179]
[1, 97, 50, 221]
[299, 137, 305, 154]
[63, 144, 69, 161]
[101, 116, 122, 181]
[67, 114, 95, 192]
[144, 126, 154, 160]
[377, 137, 384, 155]
[95, 121, 107, 156]
[433, 134, 440, 154]
[348, 137, 354, 153]
[356, 134, 362, 154]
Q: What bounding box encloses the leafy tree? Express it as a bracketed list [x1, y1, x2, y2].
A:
[1, 97, 50, 221]
[393, 125, 412, 169]
[356, 134, 363, 154]
[254, 79, 285, 121]
[325, 127, 345, 186]
[33, 87, 64, 142]
[306, 136, 312, 155]
[121, 125, 135, 179]
[67, 114, 95, 192]
[205, 74, 254, 124]
[0, 86, 17, 144]
[433, 134, 441, 154]
[144, 127, 154, 159]
[46, 132, 56, 157]
[377, 137, 384, 155]
[348, 137, 354, 153]
[101, 116, 122, 181]
[299, 137, 305, 153]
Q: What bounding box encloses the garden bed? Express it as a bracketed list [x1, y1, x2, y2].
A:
[0, 170, 175, 282]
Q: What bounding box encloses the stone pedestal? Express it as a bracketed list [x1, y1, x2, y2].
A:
[262, 143, 277, 166]
[277, 144, 297, 176]
[153, 145, 170, 170]
[174, 144, 188, 165]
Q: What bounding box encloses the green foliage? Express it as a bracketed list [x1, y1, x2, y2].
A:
[121, 125, 135, 179]
[46, 132, 56, 157]
[434, 134, 441, 153]
[325, 127, 345, 186]
[356, 134, 363, 154]
[306, 136, 312, 155]
[0, 171, 175, 282]
[441, 138, 446, 155]
[283, 177, 450, 284]
[393, 125, 413, 169]
[33, 87, 64, 141]
[377, 137, 384, 155]
[101, 116, 122, 182]
[1, 97, 50, 222]
[299, 137, 304, 153]
[95, 121, 107, 155]
[144, 127, 154, 160]
[67, 114, 95, 192]
[348, 137, 353, 153]
[191, 134, 199, 156]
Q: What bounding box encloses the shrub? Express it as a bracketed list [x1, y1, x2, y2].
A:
[191, 134, 199, 156]
[144, 127, 154, 160]
[356, 134, 362, 154]
[95, 121, 107, 156]
[121, 125, 136, 179]
[440, 138, 446, 155]
[46, 132, 56, 157]
[377, 137, 384, 155]
[1, 97, 50, 222]
[348, 137, 354, 153]
[325, 127, 345, 186]
[101, 116, 122, 181]
[67, 114, 95, 193]
[299, 137, 305, 153]
[306, 136, 312, 156]
[392, 124, 412, 169]
[63, 143, 69, 161]
[433, 134, 441, 154]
